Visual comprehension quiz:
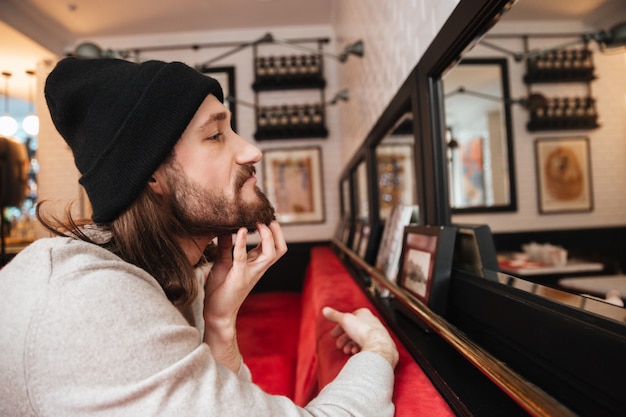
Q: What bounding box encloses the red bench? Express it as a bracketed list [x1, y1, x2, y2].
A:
[237, 246, 454, 415]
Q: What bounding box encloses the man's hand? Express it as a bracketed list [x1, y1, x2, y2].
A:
[203, 221, 287, 373]
[323, 307, 399, 369]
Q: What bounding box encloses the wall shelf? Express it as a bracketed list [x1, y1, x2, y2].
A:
[252, 45, 328, 140]
[526, 96, 599, 131]
[524, 46, 599, 131]
[523, 48, 595, 84]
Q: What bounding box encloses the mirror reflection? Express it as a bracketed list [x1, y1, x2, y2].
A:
[376, 113, 416, 221]
[491, 271, 626, 324]
[443, 58, 515, 212]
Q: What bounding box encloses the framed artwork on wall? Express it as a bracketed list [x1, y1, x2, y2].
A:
[200, 66, 237, 132]
[535, 137, 593, 214]
[397, 225, 457, 315]
[262, 146, 325, 224]
[376, 142, 415, 221]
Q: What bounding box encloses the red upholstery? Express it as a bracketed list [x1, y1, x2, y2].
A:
[238, 246, 455, 416]
[237, 292, 301, 398]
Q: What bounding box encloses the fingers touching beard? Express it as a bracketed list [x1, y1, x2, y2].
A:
[164, 164, 276, 237]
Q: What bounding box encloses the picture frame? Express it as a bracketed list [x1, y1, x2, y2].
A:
[200, 66, 237, 132]
[374, 203, 419, 297]
[397, 225, 457, 315]
[376, 142, 415, 221]
[262, 146, 325, 224]
[535, 137, 593, 214]
[375, 204, 419, 282]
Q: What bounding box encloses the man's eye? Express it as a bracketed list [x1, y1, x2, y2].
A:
[207, 132, 223, 141]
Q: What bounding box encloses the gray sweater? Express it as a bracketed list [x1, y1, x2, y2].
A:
[0, 237, 395, 417]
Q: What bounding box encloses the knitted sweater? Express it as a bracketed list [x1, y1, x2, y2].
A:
[0, 237, 395, 417]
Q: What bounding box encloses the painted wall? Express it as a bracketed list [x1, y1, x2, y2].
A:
[36, 0, 462, 243]
[332, 0, 460, 164]
[452, 20, 626, 232]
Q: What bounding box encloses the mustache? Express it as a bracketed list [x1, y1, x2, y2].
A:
[236, 165, 256, 188]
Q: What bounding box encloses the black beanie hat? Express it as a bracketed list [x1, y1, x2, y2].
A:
[44, 57, 223, 223]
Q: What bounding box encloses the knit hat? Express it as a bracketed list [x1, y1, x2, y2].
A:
[44, 57, 223, 223]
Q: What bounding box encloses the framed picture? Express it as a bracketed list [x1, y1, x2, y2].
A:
[397, 225, 457, 315]
[374, 204, 419, 297]
[460, 137, 486, 206]
[375, 204, 419, 282]
[535, 137, 593, 214]
[263, 146, 325, 224]
[200, 66, 237, 132]
[376, 142, 415, 221]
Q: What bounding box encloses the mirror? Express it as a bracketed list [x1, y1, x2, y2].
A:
[443, 58, 516, 212]
[376, 113, 417, 221]
[425, 0, 626, 304]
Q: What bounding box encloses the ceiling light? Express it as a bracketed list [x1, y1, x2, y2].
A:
[22, 70, 39, 136]
[0, 71, 18, 137]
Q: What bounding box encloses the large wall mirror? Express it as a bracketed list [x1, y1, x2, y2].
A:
[443, 58, 516, 212]
[414, 0, 626, 414]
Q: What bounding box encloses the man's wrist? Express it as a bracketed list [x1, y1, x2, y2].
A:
[362, 331, 399, 368]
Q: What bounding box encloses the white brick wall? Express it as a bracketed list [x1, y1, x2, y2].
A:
[332, 0, 460, 163]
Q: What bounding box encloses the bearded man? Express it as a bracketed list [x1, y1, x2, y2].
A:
[0, 57, 398, 417]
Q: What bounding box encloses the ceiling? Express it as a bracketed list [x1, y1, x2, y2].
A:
[1, 0, 625, 103]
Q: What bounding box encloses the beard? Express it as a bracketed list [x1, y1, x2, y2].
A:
[163, 163, 276, 237]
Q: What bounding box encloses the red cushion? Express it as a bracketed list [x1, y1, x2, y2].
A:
[238, 292, 301, 398]
[238, 246, 456, 416]
[302, 246, 455, 417]
[244, 354, 296, 398]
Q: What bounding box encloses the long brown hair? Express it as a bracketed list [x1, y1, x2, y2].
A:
[37, 185, 199, 306]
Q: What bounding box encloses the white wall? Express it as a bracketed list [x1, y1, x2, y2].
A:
[332, 0, 460, 164]
[452, 21, 626, 232]
[36, 1, 463, 243]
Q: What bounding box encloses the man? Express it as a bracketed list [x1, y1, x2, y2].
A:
[0, 57, 398, 416]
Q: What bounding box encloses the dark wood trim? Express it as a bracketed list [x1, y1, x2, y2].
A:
[447, 270, 626, 417]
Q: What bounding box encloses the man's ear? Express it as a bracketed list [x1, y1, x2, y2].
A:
[148, 171, 166, 195]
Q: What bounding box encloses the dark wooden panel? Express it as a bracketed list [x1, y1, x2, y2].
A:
[447, 270, 626, 417]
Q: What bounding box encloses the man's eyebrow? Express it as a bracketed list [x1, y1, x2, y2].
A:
[199, 111, 228, 130]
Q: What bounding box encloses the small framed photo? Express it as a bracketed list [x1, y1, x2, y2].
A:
[263, 146, 325, 224]
[398, 225, 457, 315]
[535, 137, 593, 214]
[375, 204, 419, 283]
[200, 66, 236, 132]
